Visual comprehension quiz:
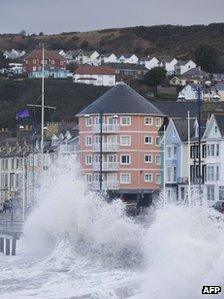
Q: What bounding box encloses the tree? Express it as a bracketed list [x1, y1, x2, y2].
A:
[0, 51, 9, 69]
[144, 67, 167, 92]
[19, 30, 26, 36]
[81, 40, 89, 49]
[195, 44, 219, 73]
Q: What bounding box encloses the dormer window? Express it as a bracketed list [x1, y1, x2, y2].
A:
[215, 126, 218, 133]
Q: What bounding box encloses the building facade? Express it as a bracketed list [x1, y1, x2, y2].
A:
[77, 83, 165, 205]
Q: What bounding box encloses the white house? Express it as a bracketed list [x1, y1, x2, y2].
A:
[178, 84, 198, 101]
[117, 54, 139, 64]
[4, 49, 26, 60]
[174, 60, 197, 75]
[143, 57, 160, 70]
[98, 53, 117, 64]
[73, 65, 116, 86]
[159, 58, 178, 75]
[202, 114, 224, 203]
[66, 50, 100, 65]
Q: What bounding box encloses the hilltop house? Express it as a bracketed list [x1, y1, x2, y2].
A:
[142, 57, 160, 70]
[170, 67, 208, 86]
[159, 58, 178, 75]
[117, 54, 139, 64]
[174, 60, 197, 75]
[98, 53, 117, 65]
[66, 50, 100, 65]
[104, 62, 148, 80]
[76, 82, 165, 206]
[23, 49, 67, 78]
[73, 65, 116, 86]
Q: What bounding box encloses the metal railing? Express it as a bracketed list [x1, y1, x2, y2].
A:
[92, 124, 119, 134]
[92, 161, 119, 171]
[91, 180, 119, 190]
[92, 143, 119, 152]
[0, 220, 23, 234]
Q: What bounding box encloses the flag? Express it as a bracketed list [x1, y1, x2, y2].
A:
[16, 109, 30, 120]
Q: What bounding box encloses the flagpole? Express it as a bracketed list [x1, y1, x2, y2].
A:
[187, 111, 191, 205]
[163, 125, 166, 204]
[41, 44, 45, 171]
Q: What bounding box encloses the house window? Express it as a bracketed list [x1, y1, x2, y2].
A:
[145, 173, 153, 182]
[60, 61, 64, 65]
[121, 116, 131, 126]
[85, 155, 92, 165]
[121, 155, 131, 164]
[120, 173, 131, 184]
[166, 166, 177, 183]
[51, 60, 55, 65]
[95, 136, 100, 144]
[207, 186, 215, 201]
[166, 146, 177, 159]
[156, 154, 161, 165]
[216, 144, 220, 156]
[95, 116, 100, 124]
[202, 145, 206, 158]
[144, 136, 153, 144]
[120, 135, 131, 146]
[94, 154, 100, 162]
[85, 117, 93, 127]
[155, 117, 162, 127]
[144, 154, 153, 163]
[216, 166, 220, 181]
[155, 136, 161, 146]
[207, 166, 214, 181]
[33, 59, 36, 64]
[156, 174, 161, 184]
[85, 136, 92, 146]
[86, 173, 92, 183]
[145, 117, 153, 125]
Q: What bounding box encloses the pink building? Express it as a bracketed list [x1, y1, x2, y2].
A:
[77, 83, 165, 205]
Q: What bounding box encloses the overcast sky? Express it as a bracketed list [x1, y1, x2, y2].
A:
[0, 0, 223, 34]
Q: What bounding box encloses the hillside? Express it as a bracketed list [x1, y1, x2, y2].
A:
[1, 23, 224, 61]
[0, 78, 109, 128]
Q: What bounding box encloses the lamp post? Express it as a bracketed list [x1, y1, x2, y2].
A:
[99, 110, 103, 191]
[195, 86, 203, 195]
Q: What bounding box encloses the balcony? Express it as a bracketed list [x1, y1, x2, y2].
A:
[92, 124, 119, 134]
[92, 161, 119, 172]
[90, 180, 119, 190]
[177, 177, 189, 184]
[92, 143, 119, 152]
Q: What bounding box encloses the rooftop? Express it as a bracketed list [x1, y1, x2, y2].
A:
[75, 65, 115, 75]
[77, 83, 165, 116]
[25, 49, 65, 61]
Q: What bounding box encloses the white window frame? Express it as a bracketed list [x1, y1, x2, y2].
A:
[144, 154, 153, 163]
[85, 155, 92, 165]
[144, 135, 153, 145]
[155, 117, 162, 127]
[121, 116, 131, 126]
[120, 135, 131, 146]
[145, 173, 153, 183]
[155, 154, 161, 165]
[120, 173, 131, 184]
[121, 154, 131, 165]
[144, 117, 153, 125]
[86, 173, 92, 183]
[85, 136, 92, 146]
[85, 117, 93, 127]
[156, 174, 161, 184]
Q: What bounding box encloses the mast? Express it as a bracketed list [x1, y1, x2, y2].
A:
[187, 111, 191, 205]
[41, 44, 45, 169]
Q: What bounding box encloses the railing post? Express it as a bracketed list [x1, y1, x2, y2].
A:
[5, 239, 10, 255]
[12, 239, 17, 256]
[0, 237, 4, 253]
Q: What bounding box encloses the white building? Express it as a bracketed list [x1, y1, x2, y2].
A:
[98, 53, 117, 65]
[178, 84, 198, 101]
[175, 60, 197, 75]
[66, 50, 100, 65]
[4, 49, 26, 60]
[143, 57, 160, 70]
[73, 65, 116, 86]
[202, 114, 224, 203]
[117, 54, 139, 64]
[159, 58, 178, 75]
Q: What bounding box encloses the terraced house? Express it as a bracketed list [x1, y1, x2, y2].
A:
[77, 83, 165, 205]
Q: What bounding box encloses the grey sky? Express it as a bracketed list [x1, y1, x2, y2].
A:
[0, 0, 223, 34]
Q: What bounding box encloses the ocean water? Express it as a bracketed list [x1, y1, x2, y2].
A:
[0, 155, 223, 299]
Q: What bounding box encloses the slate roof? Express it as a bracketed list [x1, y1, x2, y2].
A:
[77, 83, 165, 116]
[75, 65, 115, 75]
[104, 62, 147, 71]
[182, 67, 207, 77]
[214, 114, 224, 136]
[25, 49, 65, 61]
[152, 101, 199, 118]
[173, 119, 195, 141]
